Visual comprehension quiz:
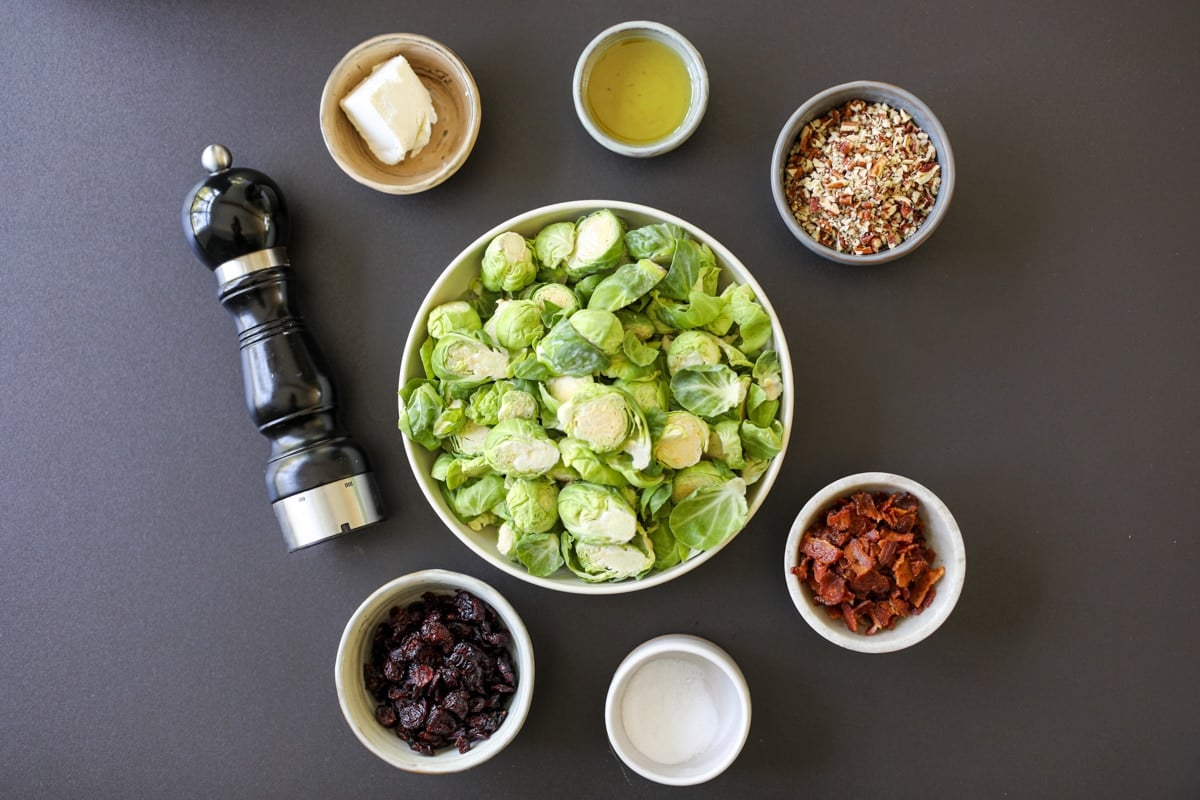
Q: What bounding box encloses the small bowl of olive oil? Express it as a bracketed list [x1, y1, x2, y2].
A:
[573, 21, 708, 158]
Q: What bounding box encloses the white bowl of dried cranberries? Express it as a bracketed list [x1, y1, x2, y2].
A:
[770, 81, 955, 265]
[784, 472, 966, 652]
[335, 569, 535, 772]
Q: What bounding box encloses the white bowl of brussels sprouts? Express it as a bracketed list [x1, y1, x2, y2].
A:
[398, 201, 793, 594]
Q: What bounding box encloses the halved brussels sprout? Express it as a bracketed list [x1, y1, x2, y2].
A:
[528, 282, 580, 321]
[482, 231, 538, 292]
[431, 333, 509, 389]
[563, 529, 654, 582]
[666, 330, 723, 376]
[556, 384, 639, 454]
[616, 309, 656, 341]
[448, 419, 490, 456]
[565, 209, 627, 278]
[558, 482, 637, 544]
[427, 300, 482, 339]
[533, 221, 576, 270]
[483, 418, 560, 478]
[652, 410, 710, 469]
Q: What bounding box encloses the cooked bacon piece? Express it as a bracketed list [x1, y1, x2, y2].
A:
[791, 491, 944, 635]
[815, 573, 848, 606]
[843, 538, 876, 576]
[852, 492, 882, 522]
[909, 565, 945, 608]
[801, 535, 841, 565]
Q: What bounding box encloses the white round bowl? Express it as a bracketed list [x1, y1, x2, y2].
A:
[398, 200, 794, 594]
[605, 634, 751, 785]
[770, 81, 955, 264]
[334, 570, 535, 772]
[572, 21, 709, 157]
[784, 472, 965, 652]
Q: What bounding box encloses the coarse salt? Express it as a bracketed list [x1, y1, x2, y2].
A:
[620, 657, 718, 765]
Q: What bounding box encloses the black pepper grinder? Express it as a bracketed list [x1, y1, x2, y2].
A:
[182, 144, 384, 550]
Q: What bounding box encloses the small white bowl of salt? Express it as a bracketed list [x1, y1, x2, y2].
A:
[605, 634, 751, 785]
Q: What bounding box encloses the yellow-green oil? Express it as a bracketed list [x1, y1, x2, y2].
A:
[585, 38, 692, 144]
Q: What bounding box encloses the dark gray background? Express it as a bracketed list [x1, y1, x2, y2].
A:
[2, 0, 1197, 796]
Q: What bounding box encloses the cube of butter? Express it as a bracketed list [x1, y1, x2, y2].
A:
[339, 55, 438, 165]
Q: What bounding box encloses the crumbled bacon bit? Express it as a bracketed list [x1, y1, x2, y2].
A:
[783, 101, 941, 254]
[791, 491, 944, 634]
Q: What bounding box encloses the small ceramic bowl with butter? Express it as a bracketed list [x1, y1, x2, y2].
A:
[321, 33, 481, 194]
[605, 634, 750, 786]
[573, 21, 708, 157]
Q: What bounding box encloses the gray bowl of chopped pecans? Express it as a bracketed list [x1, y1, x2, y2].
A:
[770, 81, 955, 264]
[784, 472, 965, 652]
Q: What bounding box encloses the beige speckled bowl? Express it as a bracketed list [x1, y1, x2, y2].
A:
[320, 33, 481, 194]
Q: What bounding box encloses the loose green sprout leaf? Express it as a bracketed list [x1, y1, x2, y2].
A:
[535, 318, 610, 376]
[650, 289, 725, 330]
[514, 531, 565, 577]
[625, 222, 684, 264]
[670, 364, 744, 417]
[398, 379, 443, 451]
[659, 238, 716, 300]
[447, 473, 507, 520]
[669, 478, 748, 551]
[707, 419, 745, 470]
[741, 419, 784, 460]
[587, 259, 667, 311]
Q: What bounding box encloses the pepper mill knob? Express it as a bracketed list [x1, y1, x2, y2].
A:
[182, 144, 290, 270]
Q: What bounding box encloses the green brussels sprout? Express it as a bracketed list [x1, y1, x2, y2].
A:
[671, 461, 736, 504]
[482, 231, 538, 293]
[483, 418, 560, 478]
[533, 221, 576, 270]
[614, 376, 670, 415]
[616, 309, 656, 341]
[431, 333, 509, 389]
[568, 309, 624, 355]
[448, 419, 490, 456]
[498, 389, 538, 421]
[587, 259, 667, 311]
[565, 209, 627, 278]
[528, 282, 580, 321]
[427, 300, 482, 339]
[624, 222, 684, 264]
[466, 381, 538, 426]
[652, 410, 710, 469]
[505, 477, 560, 533]
[558, 482, 637, 544]
[666, 330, 723, 376]
[563, 529, 654, 582]
[706, 419, 745, 469]
[485, 299, 545, 350]
[545, 374, 594, 405]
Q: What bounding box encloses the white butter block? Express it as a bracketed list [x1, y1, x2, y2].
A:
[339, 55, 438, 165]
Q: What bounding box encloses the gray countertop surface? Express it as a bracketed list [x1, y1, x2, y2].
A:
[3, 1, 1197, 797]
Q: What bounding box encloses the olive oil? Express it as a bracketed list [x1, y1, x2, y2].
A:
[586, 37, 692, 144]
